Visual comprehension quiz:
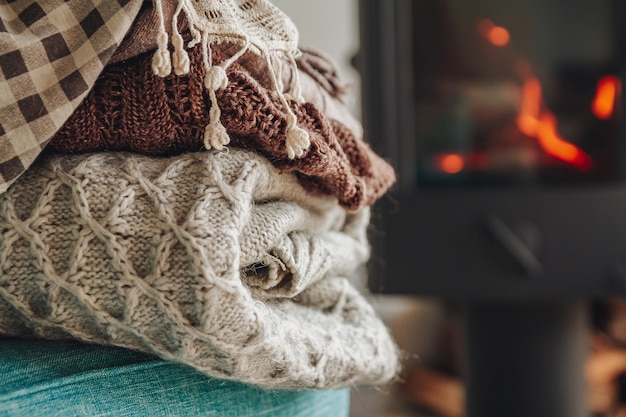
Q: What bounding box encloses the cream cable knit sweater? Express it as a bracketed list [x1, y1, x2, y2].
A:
[0, 149, 399, 389]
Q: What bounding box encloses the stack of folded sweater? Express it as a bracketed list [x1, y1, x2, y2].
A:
[0, 0, 399, 390]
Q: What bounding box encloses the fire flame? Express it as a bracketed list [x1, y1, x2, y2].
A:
[592, 75, 621, 120]
[435, 19, 615, 175]
[478, 19, 510, 47]
[516, 77, 592, 170]
[438, 154, 465, 174]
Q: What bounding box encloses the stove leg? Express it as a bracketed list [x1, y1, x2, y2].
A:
[465, 301, 589, 417]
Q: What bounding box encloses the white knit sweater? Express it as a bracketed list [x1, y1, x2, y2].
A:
[0, 149, 399, 389]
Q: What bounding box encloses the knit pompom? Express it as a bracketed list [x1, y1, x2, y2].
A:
[285, 112, 310, 159]
[152, 32, 172, 77]
[172, 33, 190, 75]
[203, 65, 231, 151]
[204, 120, 230, 151]
[205, 66, 229, 91]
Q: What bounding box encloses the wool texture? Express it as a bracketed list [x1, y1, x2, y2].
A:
[0, 0, 313, 194]
[109, 0, 358, 134]
[296, 46, 351, 104]
[110, 0, 350, 105]
[48, 42, 395, 210]
[148, 0, 311, 159]
[0, 149, 400, 389]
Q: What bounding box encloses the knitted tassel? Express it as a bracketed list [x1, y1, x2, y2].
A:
[152, 32, 172, 76]
[150, 0, 311, 158]
[151, 0, 172, 76]
[200, 41, 251, 151]
[171, 0, 190, 75]
[287, 53, 304, 103]
[172, 32, 190, 75]
[203, 66, 230, 150]
[267, 54, 310, 159]
[284, 113, 310, 159]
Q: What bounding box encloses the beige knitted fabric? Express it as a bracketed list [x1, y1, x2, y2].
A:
[0, 149, 399, 389]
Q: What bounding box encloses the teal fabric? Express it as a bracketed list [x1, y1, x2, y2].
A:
[0, 338, 350, 417]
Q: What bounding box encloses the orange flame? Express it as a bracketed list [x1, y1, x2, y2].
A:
[592, 75, 621, 120]
[478, 19, 510, 47]
[516, 77, 592, 170]
[438, 154, 465, 174]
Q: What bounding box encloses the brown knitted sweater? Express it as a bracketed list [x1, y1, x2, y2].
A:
[49, 43, 395, 210]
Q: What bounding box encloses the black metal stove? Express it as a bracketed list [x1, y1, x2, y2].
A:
[358, 0, 626, 415]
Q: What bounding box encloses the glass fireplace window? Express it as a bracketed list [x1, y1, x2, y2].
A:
[412, 0, 620, 186]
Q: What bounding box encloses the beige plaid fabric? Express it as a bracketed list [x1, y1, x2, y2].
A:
[0, 0, 142, 194]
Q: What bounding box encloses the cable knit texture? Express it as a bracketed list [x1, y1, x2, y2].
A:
[48, 42, 396, 211]
[0, 149, 399, 389]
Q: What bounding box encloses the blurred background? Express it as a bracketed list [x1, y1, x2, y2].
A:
[273, 1, 626, 416]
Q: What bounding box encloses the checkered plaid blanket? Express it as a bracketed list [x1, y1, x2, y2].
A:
[0, 0, 142, 194]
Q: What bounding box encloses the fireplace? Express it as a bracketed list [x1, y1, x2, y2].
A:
[359, 0, 626, 299]
[358, 1, 626, 416]
[410, 0, 618, 186]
